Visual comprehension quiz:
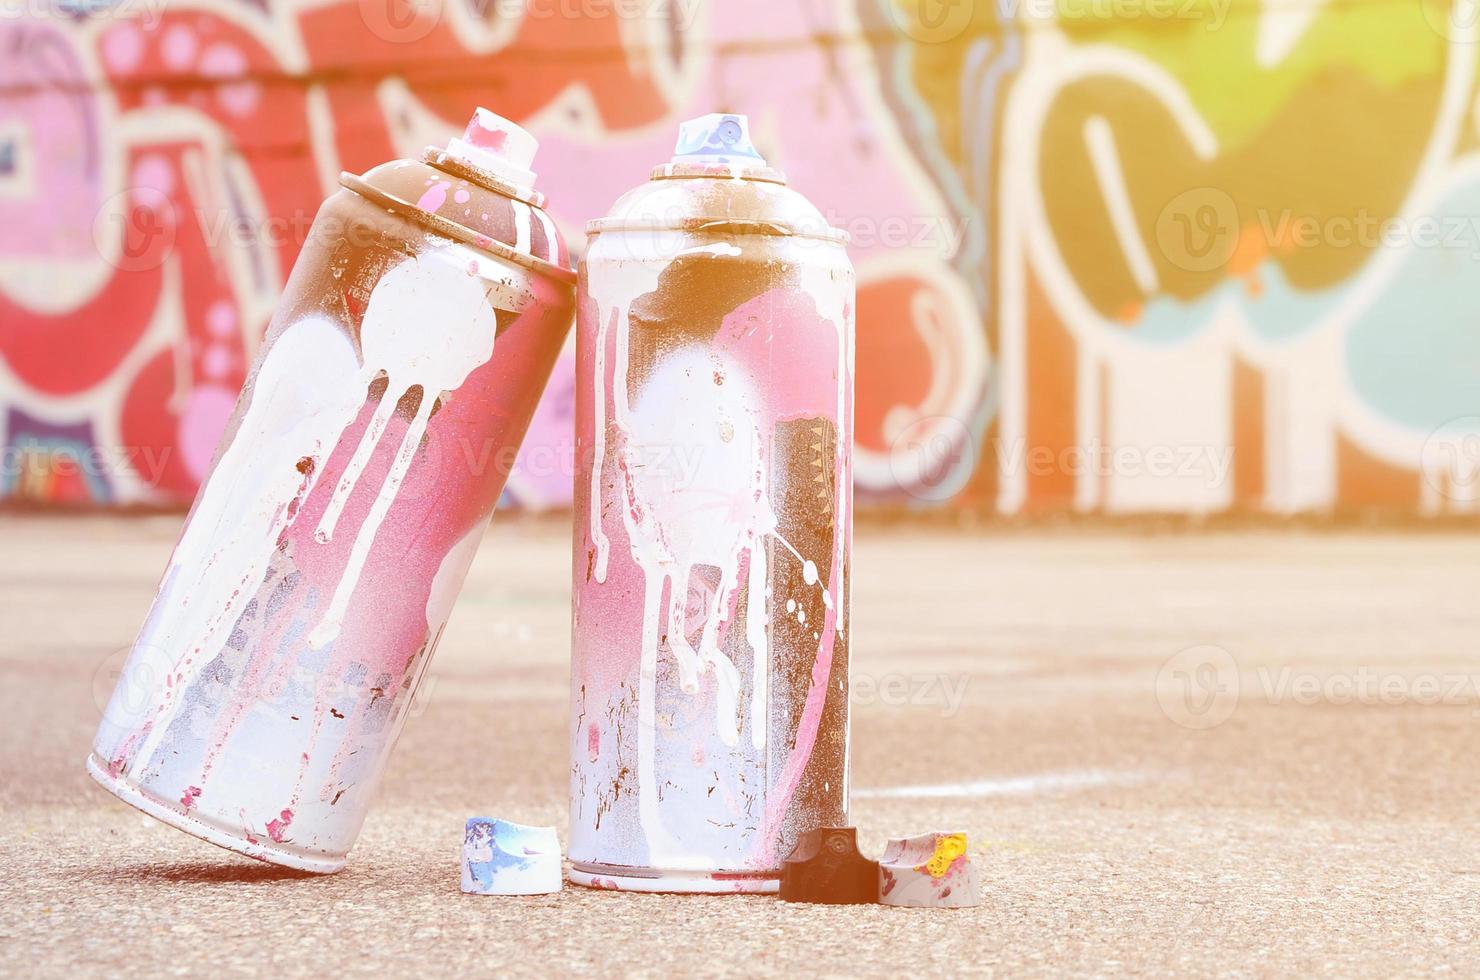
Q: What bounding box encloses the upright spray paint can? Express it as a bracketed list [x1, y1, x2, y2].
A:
[88, 109, 575, 873]
[570, 114, 855, 892]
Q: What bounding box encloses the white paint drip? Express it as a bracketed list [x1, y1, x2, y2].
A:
[122, 317, 366, 772]
[771, 529, 833, 620]
[635, 571, 689, 864]
[623, 346, 771, 750]
[588, 304, 610, 583]
[314, 388, 395, 543]
[307, 250, 497, 649]
[306, 396, 433, 648]
[587, 242, 665, 592]
[589, 251, 691, 867]
[745, 531, 768, 751]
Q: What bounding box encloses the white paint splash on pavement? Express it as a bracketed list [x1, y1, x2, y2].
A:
[852, 770, 1147, 800]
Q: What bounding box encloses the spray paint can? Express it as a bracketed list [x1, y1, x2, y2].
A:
[88, 109, 574, 873]
[569, 114, 854, 892]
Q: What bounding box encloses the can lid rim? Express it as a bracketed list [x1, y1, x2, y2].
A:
[424, 147, 548, 209]
[341, 173, 577, 284]
[649, 161, 788, 184]
[585, 216, 850, 245]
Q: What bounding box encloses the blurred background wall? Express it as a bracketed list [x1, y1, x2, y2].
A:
[3, 0, 1478, 516]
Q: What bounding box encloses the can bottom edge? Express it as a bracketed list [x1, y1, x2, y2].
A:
[567, 860, 780, 894]
[84, 754, 346, 875]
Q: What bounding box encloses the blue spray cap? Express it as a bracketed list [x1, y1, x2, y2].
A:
[672, 113, 766, 164]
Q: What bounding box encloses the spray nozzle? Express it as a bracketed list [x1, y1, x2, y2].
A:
[445, 107, 539, 189]
[672, 113, 766, 165]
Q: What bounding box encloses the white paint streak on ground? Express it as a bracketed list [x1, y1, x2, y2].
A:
[852, 770, 1148, 800]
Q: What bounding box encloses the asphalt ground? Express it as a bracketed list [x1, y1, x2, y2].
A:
[4, 514, 1478, 976]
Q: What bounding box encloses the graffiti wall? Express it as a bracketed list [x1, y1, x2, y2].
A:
[3, 0, 1478, 515]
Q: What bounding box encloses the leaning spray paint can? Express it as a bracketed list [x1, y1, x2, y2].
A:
[88, 109, 574, 873]
[569, 114, 854, 892]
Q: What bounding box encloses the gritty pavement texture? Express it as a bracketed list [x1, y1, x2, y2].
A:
[4, 515, 1480, 977]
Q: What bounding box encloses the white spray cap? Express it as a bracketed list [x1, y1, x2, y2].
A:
[672, 112, 766, 165]
[445, 107, 539, 189]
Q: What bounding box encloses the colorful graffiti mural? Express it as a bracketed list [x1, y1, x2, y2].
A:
[3, 0, 1479, 514]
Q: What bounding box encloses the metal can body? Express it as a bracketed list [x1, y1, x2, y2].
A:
[89, 113, 574, 873]
[569, 120, 855, 892]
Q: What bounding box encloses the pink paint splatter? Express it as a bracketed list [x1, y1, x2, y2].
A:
[178, 385, 236, 480]
[131, 154, 175, 196]
[266, 808, 293, 843]
[199, 41, 245, 78]
[206, 299, 237, 338]
[180, 785, 202, 810]
[218, 81, 261, 118]
[454, 188, 470, 205]
[465, 121, 508, 153]
[417, 181, 451, 212]
[202, 344, 235, 380]
[587, 723, 600, 762]
[200, 43, 259, 117]
[161, 25, 198, 70]
[102, 24, 144, 73]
